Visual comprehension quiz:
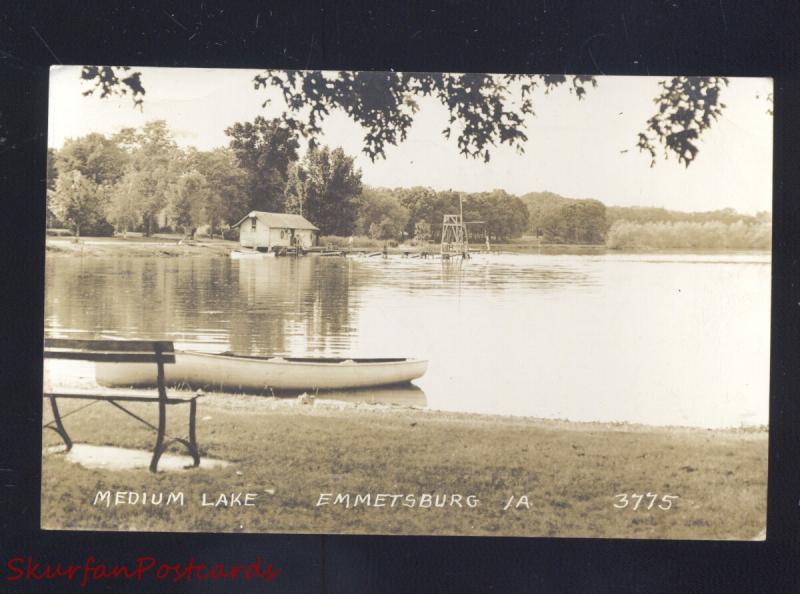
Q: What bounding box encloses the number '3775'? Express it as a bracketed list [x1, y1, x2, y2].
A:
[613, 493, 678, 510]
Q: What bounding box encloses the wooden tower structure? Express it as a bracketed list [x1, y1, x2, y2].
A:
[440, 195, 470, 259]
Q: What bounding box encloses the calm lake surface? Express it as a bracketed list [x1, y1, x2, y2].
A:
[45, 252, 770, 428]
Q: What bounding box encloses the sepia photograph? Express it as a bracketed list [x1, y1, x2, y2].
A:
[41, 66, 771, 540]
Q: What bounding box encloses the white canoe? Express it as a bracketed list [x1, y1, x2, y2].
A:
[95, 350, 428, 392]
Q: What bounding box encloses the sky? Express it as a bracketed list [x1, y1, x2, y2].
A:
[48, 66, 773, 214]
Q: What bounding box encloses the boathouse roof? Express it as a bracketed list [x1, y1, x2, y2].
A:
[231, 211, 319, 231]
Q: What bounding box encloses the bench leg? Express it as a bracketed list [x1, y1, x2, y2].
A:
[167, 400, 201, 467]
[149, 355, 170, 473]
[187, 398, 200, 467]
[149, 440, 166, 473]
[149, 437, 167, 473]
[148, 408, 200, 471]
[46, 395, 73, 451]
[149, 398, 167, 474]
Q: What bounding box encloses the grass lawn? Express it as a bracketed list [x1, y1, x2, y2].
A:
[41, 392, 767, 540]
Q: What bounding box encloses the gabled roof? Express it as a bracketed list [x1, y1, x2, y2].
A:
[231, 211, 319, 231]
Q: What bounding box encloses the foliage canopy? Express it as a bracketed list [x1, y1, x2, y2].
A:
[80, 67, 734, 167]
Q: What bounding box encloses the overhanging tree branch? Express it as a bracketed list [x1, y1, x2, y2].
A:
[78, 68, 749, 167]
[636, 76, 729, 168]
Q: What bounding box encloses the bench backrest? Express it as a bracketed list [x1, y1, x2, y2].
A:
[44, 338, 176, 364]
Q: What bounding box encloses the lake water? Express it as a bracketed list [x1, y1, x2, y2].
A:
[44, 252, 771, 428]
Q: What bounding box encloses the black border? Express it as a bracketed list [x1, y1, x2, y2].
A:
[2, 2, 799, 592]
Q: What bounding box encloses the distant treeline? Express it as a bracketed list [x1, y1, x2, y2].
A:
[521, 191, 771, 249]
[358, 187, 528, 242]
[606, 220, 771, 250]
[606, 205, 772, 226]
[604, 206, 771, 249]
[47, 119, 769, 249]
[45, 119, 526, 241]
[521, 192, 606, 244]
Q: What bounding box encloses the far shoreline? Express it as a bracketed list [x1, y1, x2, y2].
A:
[44, 236, 772, 259]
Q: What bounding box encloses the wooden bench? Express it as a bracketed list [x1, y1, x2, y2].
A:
[43, 338, 202, 472]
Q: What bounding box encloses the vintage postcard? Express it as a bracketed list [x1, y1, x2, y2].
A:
[42, 67, 771, 539]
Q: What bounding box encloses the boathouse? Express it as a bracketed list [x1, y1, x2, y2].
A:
[231, 211, 319, 250]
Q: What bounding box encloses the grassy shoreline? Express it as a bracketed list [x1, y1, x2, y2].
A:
[46, 236, 238, 257]
[41, 389, 767, 540]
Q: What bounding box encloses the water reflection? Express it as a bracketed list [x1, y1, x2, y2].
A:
[307, 384, 426, 407]
[45, 257, 367, 356]
[233, 258, 365, 354]
[349, 253, 595, 295]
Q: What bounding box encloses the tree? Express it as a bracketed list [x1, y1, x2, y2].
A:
[107, 170, 143, 234]
[186, 148, 250, 232]
[255, 71, 596, 162]
[46, 148, 59, 224]
[637, 77, 729, 167]
[536, 198, 606, 244]
[283, 161, 308, 217]
[46, 148, 58, 190]
[574, 200, 606, 243]
[81, 69, 753, 169]
[169, 171, 208, 237]
[465, 190, 529, 241]
[50, 170, 107, 237]
[285, 146, 363, 236]
[399, 188, 461, 241]
[413, 220, 431, 242]
[80, 66, 145, 107]
[536, 210, 556, 242]
[521, 191, 574, 236]
[116, 121, 183, 235]
[522, 192, 606, 243]
[356, 187, 410, 239]
[394, 186, 440, 237]
[225, 116, 300, 212]
[55, 132, 128, 186]
[255, 72, 734, 167]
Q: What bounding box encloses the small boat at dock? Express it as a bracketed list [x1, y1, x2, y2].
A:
[96, 350, 428, 392]
[305, 247, 346, 257]
[230, 249, 274, 259]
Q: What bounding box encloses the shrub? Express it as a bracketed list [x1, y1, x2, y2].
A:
[46, 228, 74, 237]
[606, 220, 772, 250]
